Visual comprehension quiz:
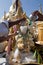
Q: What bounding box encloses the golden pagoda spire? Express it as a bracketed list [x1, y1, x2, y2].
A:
[39, 4, 42, 14]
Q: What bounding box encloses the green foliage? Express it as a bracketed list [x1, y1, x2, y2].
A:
[33, 50, 37, 59]
[33, 49, 42, 64]
[37, 52, 42, 63]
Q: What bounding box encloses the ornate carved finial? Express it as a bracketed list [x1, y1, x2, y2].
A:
[4, 11, 6, 20]
[12, 0, 15, 4]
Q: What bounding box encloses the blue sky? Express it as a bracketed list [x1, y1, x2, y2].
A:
[0, 0, 43, 18]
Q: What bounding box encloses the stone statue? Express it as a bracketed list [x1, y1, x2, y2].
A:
[8, 24, 36, 64]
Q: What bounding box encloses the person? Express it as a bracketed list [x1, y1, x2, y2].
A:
[29, 10, 43, 21]
[0, 17, 26, 42]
